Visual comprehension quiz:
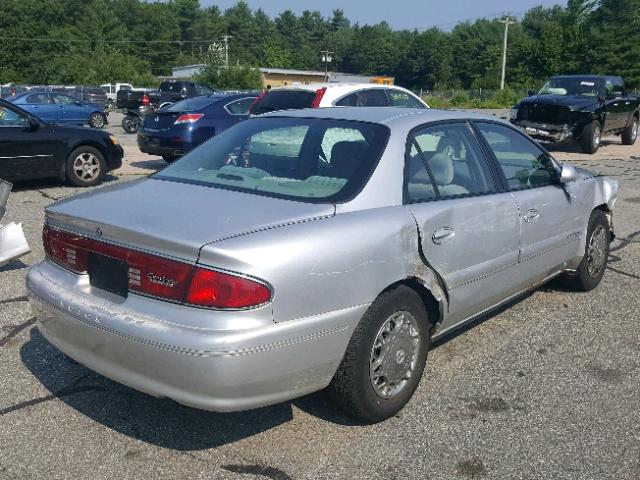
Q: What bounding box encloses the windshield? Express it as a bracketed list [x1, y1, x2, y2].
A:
[155, 117, 389, 203]
[538, 77, 604, 97]
[166, 96, 220, 112]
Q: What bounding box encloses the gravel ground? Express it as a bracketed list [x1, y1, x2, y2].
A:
[0, 112, 638, 480]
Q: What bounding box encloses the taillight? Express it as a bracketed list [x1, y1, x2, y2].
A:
[249, 90, 267, 114]
[311, 87, 327, 108]
[142, 94, 150, 106]
[185, 267, 272, 309]
[42, 225, 272, 309]
[174, 113, 204, 125]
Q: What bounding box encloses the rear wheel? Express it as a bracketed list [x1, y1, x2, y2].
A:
[562, 210, 610, 291]
[621, 116, 638, 145]
[162, 155, 178, 164]
[89, 112, 106, 129]
[66, 146, 106, 187]
[328, 285, 432, 423]
[121, 115, 138, 134]
[581, 120, 601, 154]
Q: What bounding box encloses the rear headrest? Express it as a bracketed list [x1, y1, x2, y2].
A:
[429, 153, 455, 185]
[330, 141, 367, 179]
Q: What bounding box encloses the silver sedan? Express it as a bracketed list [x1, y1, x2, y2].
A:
[27, 107, 618, 422]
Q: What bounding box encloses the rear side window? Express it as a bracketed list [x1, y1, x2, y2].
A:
[405, 123, 496, 202]
[166, 96, 217, 112]
[474, 122, 558, 189]
[250, 90, 316, 115]
[156, 117, 389, 203]
[335, 89, 389, 107]
[26, 94, 49, 104]
[225, 97, 256, 115]
[387, 89, 425, 108]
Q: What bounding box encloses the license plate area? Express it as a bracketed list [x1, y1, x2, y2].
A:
[88, 252, 129, 298]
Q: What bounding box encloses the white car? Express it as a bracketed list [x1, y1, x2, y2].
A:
[250, 83, 428, 114]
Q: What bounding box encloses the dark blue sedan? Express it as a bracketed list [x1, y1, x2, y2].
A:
[8, 91, 108, 128]
[137, 93, 257, 162]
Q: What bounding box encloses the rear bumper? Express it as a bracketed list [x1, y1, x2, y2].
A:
[137, 132, 194, 158]
[26, 260, 363, 412]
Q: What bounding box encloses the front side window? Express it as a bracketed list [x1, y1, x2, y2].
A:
[474, 122, 558, 190]
[0, 105, 29, 127]
[156, 117, 389, 203]
[225, 97, 256, 115]
[335, 89, 389, 107]
[387, 89, 425, 108]
[51, 94, 76, 105]
[405, 123, 496, 203]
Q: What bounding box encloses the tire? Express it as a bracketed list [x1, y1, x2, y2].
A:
[328, 285, 433, 423]
[89, 112, 106, 129]
[66, 146, 106, 187]
[121, 115, 138, 134]
[621, 115, 638, 145]
[561, 210, 610, 291]
[581, 120, 601, 154]
[162, 155, 177, 164]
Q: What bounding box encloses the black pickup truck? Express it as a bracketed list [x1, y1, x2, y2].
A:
[511, 75, 640, 153]
[116, 81, 215, 110]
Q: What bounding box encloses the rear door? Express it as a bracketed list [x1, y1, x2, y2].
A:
[335, 89, 389, 107]
[19, 93, 59, 122]
[473, 122, 581, 282]
[0, 104, 61, 180]
[51, 93, 86, 124]
[404, 121, 521, 329]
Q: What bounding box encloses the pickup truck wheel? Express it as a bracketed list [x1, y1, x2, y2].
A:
[328, 285, 432, 423]
[121, 115, 138, 134]
[66, 147, 106, 187]
[621, 116, 638, 145]
[581, 121, 601, 154]
[561, 210, 609, 291]
[89, 113, 106, 129]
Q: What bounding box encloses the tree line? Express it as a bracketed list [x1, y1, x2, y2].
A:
[1, 0, 638, 90]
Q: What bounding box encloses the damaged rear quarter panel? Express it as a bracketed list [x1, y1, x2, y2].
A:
[197, 206, 442, 324]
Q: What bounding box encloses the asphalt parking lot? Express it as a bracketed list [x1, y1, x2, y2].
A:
[0, 112, 638, 480]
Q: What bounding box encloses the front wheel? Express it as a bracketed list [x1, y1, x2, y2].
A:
[328, 285, 432, 423]
[561, 210, 610, 291]
[121, 115, 138, 134]
[89, 112, 106, 129]
[66, 146, 106, 187]
[621, 116, 638, 145]
[581, 121, 601, 154]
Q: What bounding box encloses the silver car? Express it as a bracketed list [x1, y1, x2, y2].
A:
[27, 108, 618, 422]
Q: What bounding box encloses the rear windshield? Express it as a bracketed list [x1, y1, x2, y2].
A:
[251, 90, 316, 115]
[166, 96, 219, 112]
[155, 117, 389, 203]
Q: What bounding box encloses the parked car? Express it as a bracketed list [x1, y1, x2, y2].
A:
[138, 92, 258, 163]
[100, 83, 134, 108]
[0, 99, 122, 186]
[249, 83, 428, 115]
[26, 107, 617, 422]
[53, 86, 109, 109]
[510, 75, 640, 153]
[1, 84, 30, 99]
[116, 81, 215, 111]
[8, 91, 109, 128]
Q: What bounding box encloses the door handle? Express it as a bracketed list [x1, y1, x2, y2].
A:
[432, 227, 455, 245]
[523, 208, 540, 224]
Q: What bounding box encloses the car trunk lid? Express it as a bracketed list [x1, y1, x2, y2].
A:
[45, 178, 335, 263]
[141, 111, 182, 131]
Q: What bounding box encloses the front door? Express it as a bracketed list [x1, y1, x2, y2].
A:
[0, 104, 60, 180]
[473, 122, 580, 282]
[51, 93, 86, 125]
[404, 122, 521, 330]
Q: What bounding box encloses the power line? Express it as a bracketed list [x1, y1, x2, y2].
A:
[415, 11, 526, 31]
[0, 37, 220, 44]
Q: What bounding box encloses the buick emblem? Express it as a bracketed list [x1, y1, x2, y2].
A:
[96, 227, 103, 237]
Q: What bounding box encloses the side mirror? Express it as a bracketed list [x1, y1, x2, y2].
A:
[27, 117, 40, 131]
[75, 101, 83, 105]
[527, 90, 536, 96]
[560, 162, 577, 183]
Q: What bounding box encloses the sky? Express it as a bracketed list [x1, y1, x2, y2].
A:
[201, 0, 565, 30]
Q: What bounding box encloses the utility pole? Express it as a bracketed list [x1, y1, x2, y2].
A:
[222, 35, 232, 69]
[320, 50, 334, 82]
[499, 15, 516, 90]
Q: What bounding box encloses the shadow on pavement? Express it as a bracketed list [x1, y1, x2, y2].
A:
[19, 327, 359, 450]
[129, 159, 166, 172]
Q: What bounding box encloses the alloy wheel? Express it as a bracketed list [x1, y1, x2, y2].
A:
[587, 224, 607, 278]
[73, 152, 101, 182]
